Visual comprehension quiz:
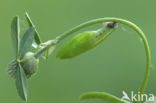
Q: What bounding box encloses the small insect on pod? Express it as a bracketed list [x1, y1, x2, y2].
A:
[56, 22, 117, 59]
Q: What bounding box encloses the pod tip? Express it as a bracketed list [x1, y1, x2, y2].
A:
[103, 22, 117, 28]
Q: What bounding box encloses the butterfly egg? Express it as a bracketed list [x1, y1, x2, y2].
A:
[21, 52, 39, 78]
[56, 22, 117, 59]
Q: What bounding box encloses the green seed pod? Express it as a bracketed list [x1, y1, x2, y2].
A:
[56, 22, 117, 59]
[21, 52, 39, 78]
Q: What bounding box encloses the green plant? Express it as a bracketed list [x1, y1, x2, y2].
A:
[8, 12, 152, 103]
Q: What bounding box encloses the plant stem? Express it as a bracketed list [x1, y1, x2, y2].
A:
[36, 18, 151, 102]
[34, 40, 58, 58]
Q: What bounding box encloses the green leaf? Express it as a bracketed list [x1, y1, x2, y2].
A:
[19, 27, 35, 58]
[11, 16, 20, 58]
[16, 63, 27, 101]
[25, 12, 41, 44]
[80, 92, 126, 103]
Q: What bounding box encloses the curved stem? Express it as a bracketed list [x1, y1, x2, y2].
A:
[57, 18, 151, 95]
[37, 18, 151, 100]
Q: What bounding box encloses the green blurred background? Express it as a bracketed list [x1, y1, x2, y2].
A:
[0, 0, 156, 103]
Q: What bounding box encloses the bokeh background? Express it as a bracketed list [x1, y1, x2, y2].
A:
[0, 0, 156, 103]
